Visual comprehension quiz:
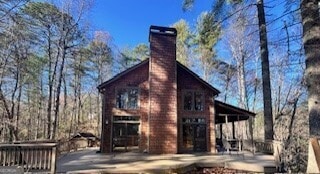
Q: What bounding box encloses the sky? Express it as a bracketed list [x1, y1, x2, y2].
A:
[90, 0, 212, 48]
[87, 0, 305, 108]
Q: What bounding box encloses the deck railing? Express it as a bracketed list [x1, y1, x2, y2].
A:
[240, 139, 274, 154]
[0, 143, 57, 173]
[254, 140, 274, 154]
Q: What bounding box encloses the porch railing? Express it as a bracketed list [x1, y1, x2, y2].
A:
[0, 143, 57, 173]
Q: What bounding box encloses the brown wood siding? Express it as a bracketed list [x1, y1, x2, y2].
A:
[177, 65, 216, 153]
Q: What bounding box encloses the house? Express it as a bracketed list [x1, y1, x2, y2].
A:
[98, 26, 255, 154]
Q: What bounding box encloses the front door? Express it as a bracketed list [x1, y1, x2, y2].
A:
[182, 118, 207, 152]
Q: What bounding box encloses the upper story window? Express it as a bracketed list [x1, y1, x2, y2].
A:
[183, 91, 204, 111]
[116, 88, 139, 109]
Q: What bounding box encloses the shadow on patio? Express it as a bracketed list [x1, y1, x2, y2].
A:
[57, 147, 276, 173]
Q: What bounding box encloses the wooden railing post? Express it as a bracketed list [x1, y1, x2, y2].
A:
[272, 140, 283, 171]
[307, 138, 320, 173]
[50, 146, 57, 174]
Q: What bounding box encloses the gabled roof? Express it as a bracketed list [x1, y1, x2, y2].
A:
[97, 59, 220, 95]
[97, 59, 149, 92]
[177, 61, 220, 95]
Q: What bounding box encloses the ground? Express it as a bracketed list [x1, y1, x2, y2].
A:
[57, 147, 276, 173]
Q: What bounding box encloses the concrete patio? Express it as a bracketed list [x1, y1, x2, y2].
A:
[57, 147, 276, 173]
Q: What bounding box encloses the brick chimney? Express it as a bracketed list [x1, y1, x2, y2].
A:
[148, 26, 178, 154]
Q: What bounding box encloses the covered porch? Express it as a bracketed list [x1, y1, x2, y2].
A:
[215, 100, 255, 152]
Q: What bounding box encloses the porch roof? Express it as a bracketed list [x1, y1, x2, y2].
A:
[215, 100, 255, 124]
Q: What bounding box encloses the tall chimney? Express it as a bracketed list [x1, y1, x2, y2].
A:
[148, 26, 178, 154]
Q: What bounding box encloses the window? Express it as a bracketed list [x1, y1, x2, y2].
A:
[182, 118, 206, 124]
[113, 116, 140, 150]
[183, 91, 204, 111]
[116, 88, 139, 109]
[184, 91, 193, 110]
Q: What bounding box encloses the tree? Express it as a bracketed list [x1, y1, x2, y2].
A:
[183, 0, 274, 141]
[118, 43, 149, 70]
[87, 31, 113, 136]
[301, 0, 320, 138]
[0, 1, 32, 142]
[0, 0, 106, 142]
[23, 1, 87, 139]
[194, 12, 221, 82]
[223, 6, 257, 109]
[172, 19, 192, 67]
[256, 0, 273, 141]
[301, 4, 320, 171]
[23, 2, 63, 139]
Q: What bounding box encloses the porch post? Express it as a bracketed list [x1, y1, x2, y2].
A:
[232, 121, 235, 139]
[237, 115, 241, 151]
[225, 115, 229, 140]
[220, 124, 223, 139]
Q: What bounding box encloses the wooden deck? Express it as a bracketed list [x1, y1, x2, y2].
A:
[57, 147, 276, 173]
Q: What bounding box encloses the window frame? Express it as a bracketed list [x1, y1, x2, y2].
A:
[115, 87, 140, 110]
[182, 90, 204, 111]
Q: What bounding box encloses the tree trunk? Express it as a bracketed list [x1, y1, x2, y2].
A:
[257, 0, 274, 141]
[237, 54, 248, 109]
[52, 45, 66, 140]
[46, 28, 54, 139]
[301, 0, 320, 138]
[63, 74, 68, 137]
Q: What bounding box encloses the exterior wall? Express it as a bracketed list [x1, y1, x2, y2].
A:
[100, 63, 149, 153]
[177, 65, 216, 153]
[100, 26, 217, 154]
[148, 28, 178, 154]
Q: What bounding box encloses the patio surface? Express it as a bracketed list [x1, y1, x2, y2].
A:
[57, 147, 276, 173]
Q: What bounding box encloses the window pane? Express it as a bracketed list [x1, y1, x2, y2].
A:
[182, 124, 194, 149]
[116, 89, 127, 109]
[194, 92, 203, 111]
[116, 88, 139, 109]
[184, 91, 193, 110]
[128, 89, 138, 109]
[113, 123, 126, 147]
[127, 124, 139, 136]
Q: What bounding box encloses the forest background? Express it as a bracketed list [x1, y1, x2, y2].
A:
[0, 0, 311, 172]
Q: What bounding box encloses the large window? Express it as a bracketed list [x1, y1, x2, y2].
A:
[113, 116, 140, 152]
[183, 91, 204, 111]
[116, 88, 139, 109]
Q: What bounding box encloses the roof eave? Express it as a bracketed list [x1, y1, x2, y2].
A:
[97, 59, 150, 92]
[215, 100, 256, 117]
[177, 61, 221, 95]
